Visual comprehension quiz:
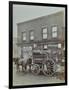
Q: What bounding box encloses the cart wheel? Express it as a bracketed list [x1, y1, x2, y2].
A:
[31, 64, 40, 75]
[43, 59, 56, 76]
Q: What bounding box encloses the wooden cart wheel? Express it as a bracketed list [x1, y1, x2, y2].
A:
[31, 64, 40, 75]
[43, 59, 56, 76]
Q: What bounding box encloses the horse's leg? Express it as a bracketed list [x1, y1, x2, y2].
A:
[22, 63, 24, 72]
[21, 61, 24, 72]
[29, 64, 31, 72]
[22, 64, 23, 71]
[18, 64, 20, 72]
[24, 63, 27, 72]
[25, 64, 26, 71]
[28, 64, 31, 72]
[17, 63, 20, 72]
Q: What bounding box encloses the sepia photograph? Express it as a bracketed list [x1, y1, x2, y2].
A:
[9, 1, 67, 88]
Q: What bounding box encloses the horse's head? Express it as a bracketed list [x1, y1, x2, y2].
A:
[14, 58, 20, 64]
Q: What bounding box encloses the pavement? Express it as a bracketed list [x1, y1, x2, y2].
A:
[13, 62, 65, 86]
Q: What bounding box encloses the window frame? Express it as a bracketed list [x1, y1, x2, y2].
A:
[51, 25, 58, 38]
[29, 30, 34, 41]
[22, 31, 26, 41]
[42, 26, 48, 39]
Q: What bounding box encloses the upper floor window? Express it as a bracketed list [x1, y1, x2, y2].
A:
[22, 32, 26, 41]
[42, 27, 47, 39]
[30, 31, 34, 40]
[52, 26, 57, 38]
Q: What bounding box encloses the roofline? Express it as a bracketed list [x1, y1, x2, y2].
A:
[17, 10, 64, 25]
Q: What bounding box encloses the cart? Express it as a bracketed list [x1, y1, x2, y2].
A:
[31, 49, 57, 76]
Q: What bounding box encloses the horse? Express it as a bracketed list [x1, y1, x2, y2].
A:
[14, 57, 32, 72]
[25, 58, 32, 72]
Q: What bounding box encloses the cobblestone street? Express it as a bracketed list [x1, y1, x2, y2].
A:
[13, 62, 65, 86]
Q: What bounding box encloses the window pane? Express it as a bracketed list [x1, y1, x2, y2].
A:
[43, 28, 47, 33]
[52, 32, 57, 38]
[43, 34, 47, 39]
[23, 33, 26, 36]
[30, 36, 34, 40]
[23, 37, 26, 40]
[30, 31, 34, 35]
[52, 26, 57, 32]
